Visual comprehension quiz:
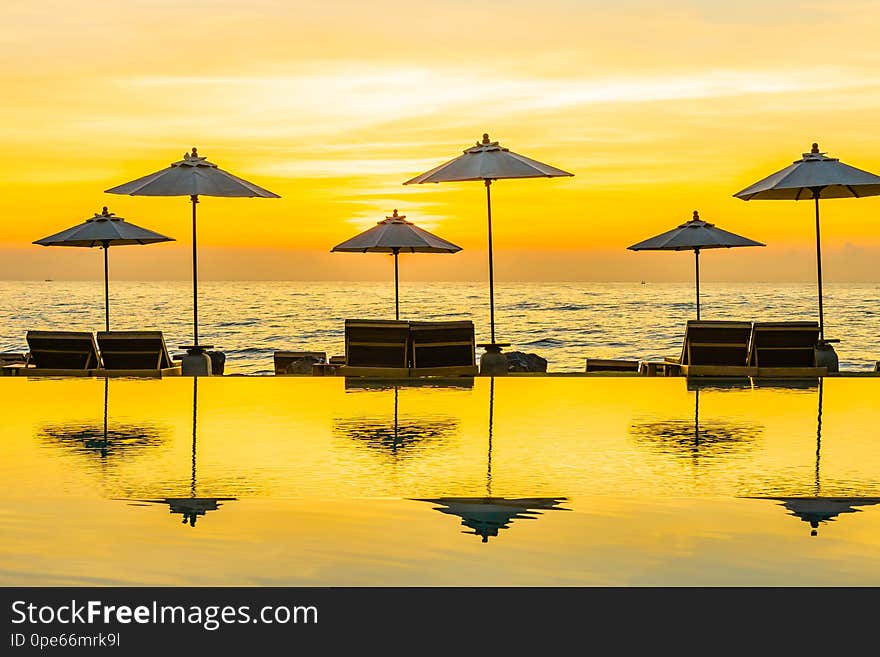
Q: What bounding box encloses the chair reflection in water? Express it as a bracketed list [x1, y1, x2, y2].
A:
[133, 378, 235, 527]
[744, 379, 880, 536]
[413, 378, 569, 542]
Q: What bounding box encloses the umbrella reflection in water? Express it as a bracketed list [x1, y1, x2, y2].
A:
[744, 379, 880, 536]
[334, 379, 465, 457]
[414, 379, 569, 543]
[38, 378, 167, 461]
[132, 378, 235, 527]
[629, 380, 763, 465]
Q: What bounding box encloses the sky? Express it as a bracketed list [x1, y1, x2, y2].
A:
[2, 0, 880, 281]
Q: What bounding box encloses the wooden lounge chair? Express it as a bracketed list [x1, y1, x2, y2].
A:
[95, 331, 181, 377]
[409, 320, 478, 377]
[666, 320, 755, 377]
[748, 321, 827, 378]
[337, 319, 411, 378]
[23, 330, 101, 376]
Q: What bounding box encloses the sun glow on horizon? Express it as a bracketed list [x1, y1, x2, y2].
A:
[2, 0, 880, 281]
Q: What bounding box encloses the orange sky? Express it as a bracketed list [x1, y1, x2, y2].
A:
[2, 0, 880, 281]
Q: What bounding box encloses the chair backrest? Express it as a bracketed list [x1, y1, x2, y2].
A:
[344, 319, 410, 368]
[26, 331, 100, 370]
[679, 320, 752, 366]
[96, 331, 174, 370]
[410, 320, 476, 368]
[748, 322, 819, 367]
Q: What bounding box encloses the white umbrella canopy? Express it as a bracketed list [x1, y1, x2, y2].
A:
[403, 133, 573, 347]
[34, 207, 174, 331]
[403, 134, 574, 184]
[734, 143, 880, 340]
[628, 211, 765, 319]
[105, 148, 280, 351]
[331, 210, 462, 319]
[104, 148, 280, 198]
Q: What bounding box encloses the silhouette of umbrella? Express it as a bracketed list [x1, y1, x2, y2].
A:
[105, 148, 279, 353]
[627, 210, 764, 319]
[336, 379, 468, 457]
[413, 378, 569, 542]
[335, 384, 460, 455]
[33, 207, 173, 331]
[132, 378, 235, 527]
[744, 379, 880, 536]
[38, 377, 167, 459]
[331, 209, 461, 319]
[629, 386, 762, 464]
[404, 133, 573, 347]
[734, 143, 880, 340]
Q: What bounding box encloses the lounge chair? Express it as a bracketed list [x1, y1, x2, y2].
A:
[95, 331, 181, 377]
[747, 321, 826, 377]
[337, 319, 411, 378]
[23, 330, 101, 376]
[410, 320, 478, 377]
[666, 320, 754, 377]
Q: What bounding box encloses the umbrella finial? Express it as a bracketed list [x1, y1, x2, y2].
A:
[693, 210, 699, 221]
[102, 206, 110, 216]
[482, 133, 490, 145]
[191, 147, 199, 158]
[392, 209, 398, 217]
[811, 142, 820, 154]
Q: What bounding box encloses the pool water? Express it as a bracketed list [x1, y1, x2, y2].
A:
[2, 376, 879, 586]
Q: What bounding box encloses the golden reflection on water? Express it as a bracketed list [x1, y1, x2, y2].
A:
[2, 376, 880, 584]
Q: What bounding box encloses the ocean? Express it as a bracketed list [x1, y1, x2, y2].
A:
[1, 280, 878, 374]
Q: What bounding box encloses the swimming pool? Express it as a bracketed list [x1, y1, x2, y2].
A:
[2, 376, 879, 586]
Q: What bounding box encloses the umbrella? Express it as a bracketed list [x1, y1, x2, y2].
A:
[130, 378, 235, 527]
[331, 209, 461, 319]
[33, 207, 173, 331]
[105, 148, 280, 352]
[413, 378, 569, 542]
[627, 210, 764, 319]
[629, 386, 762, 464]
[334, 384, 461, 455]
[743, 378, 880, 535]
[38, 378, 167, 460]
[734, 143, 880, 340]
[403, 133, 573, 346]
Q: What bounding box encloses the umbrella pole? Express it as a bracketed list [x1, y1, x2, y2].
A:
[103, 376, 109, 455]
[191, 195, 200, 347]
[393, 248, 400, 321]
[815, 377, 823, 497]
[102, 242, 110, 332]
[393, 386, 399, 442]
[694, 248, 701, 320]
[485, 180, 496, 343]
[487, 376, 494, 497]
[191, 376, 198, 499]
[813, 191, 825, 341]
